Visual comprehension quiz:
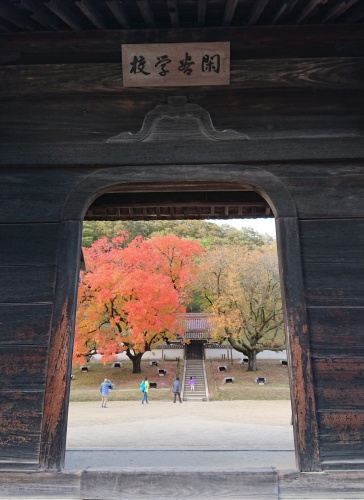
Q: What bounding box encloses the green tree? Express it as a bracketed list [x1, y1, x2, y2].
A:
[82, 220, 274, 248]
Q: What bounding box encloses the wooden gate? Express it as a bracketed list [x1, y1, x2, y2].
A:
[185, 341, 205, 360]
[1, 9, 364, 497]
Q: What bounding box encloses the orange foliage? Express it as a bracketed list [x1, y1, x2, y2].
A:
[73, 232, 203, 366]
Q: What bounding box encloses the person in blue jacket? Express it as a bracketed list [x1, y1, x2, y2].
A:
[100, 378, 110, 408]
[141, 377, 149, 404]
[173, 376, 182, 403]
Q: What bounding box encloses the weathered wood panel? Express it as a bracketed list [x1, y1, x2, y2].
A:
[0, 471, 81, 498]
[1, 141, 364, 169]
[0, 221, 63, 469]
[0, 58, 363, 98]
[313, 366, 364, 420]
[0, 170, 90, 223]
[318, 412, 364, 464]
[278, 470, 364, 498]
[300, 219, 364, 263]
[80, 469, 278, 499]
[303, 262, 364, 307]
[0, 304, 52, 346]
[299, 217, 364, 467]
[1, 25, 363, 66]
[0, 224, 60, 265]
[0, 391, 43, 463]
[308, 308, 364, 358]
[312, 359, 364, 411]
[1, 91, 363, 144]
[0, 266, 56, 303]
[0, 346, 48, 389]
[273, 167, 364, 219]
[2, 469, 364, 498]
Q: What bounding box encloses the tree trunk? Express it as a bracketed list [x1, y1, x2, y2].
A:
[247, 350, 257, 371]
[126, 351, 143, 373]
[132, 354, 142, 373]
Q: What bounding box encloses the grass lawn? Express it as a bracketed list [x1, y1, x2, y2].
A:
[206, 359, 290, 401]
[70, 358, 290, 402]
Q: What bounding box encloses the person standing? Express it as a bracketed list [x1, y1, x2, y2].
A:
[141, 376, 149, 404]
[100, 378, 110, 408]
[189, 376, 195, 391]
[173, 376, 182, 403]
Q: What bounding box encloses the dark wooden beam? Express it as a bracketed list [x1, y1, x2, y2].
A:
[21, 0, 59, 30]
[2, 470, 364, 498]
[2, 25, 363, 65]
[45, 0, 83, 31]
[167, 0, 179, 28]
[0, 1, 36, 31]
[296, 0, 328, 24]
[321, 0, 360, 23]
[198, 0, 206, 27]
[1, 57, 362, 98]
[75, 0, 106, 30]
[3, 470, 364, 497]
[345, 2, 364, 22]
[0, 20, 10, 32]
[85, 190, 272, 221]
[272, 0, 300, 24]
[105, 0, 130, 29]
[136, 0, 155, 29]
[1, 138, 363, 167]
[247, 0, 269, 25]
[272, 2, 288, 24]
[223, 0, 238, 27]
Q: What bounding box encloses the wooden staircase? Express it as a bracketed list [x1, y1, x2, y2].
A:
[182, 359, 209, 401]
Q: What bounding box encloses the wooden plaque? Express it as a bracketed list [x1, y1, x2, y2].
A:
[122, 42, 230, 87]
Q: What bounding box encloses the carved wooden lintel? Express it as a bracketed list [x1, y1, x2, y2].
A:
[107, 97, 248, 143]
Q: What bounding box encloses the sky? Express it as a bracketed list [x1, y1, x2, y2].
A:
[207, 218, 276, 238]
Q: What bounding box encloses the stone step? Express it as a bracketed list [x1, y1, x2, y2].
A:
[183, 360, 208, 401]
[183, 393, 206, 398]
[184, 388, 206, 393]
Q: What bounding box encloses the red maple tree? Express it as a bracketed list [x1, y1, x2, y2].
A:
[74, 232, 203, 373]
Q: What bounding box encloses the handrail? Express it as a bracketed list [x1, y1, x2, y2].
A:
[181, 358, 187, 400]
[202, 359, 209, 401]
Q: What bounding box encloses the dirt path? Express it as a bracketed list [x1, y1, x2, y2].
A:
[66, 400, 294, 450]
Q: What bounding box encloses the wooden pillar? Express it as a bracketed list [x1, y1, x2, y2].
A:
[276, 216, 321, 472]
[300, 218, 364, 470]
[0, 223, 61, 469]
[0, 166, 82, 471]
[39, 220, 82, 470]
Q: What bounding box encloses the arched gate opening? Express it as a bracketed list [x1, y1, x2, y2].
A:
[39, 165, 320, 474]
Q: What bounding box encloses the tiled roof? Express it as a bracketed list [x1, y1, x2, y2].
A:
[178, 313, 216, 338]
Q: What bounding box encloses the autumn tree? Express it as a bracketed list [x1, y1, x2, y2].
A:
[197, 244, 284, 371]
[75, 232, 203, 373]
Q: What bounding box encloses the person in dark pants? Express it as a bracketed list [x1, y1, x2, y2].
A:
[141, 377, 149, 404]
[173, 376, 182, 403]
